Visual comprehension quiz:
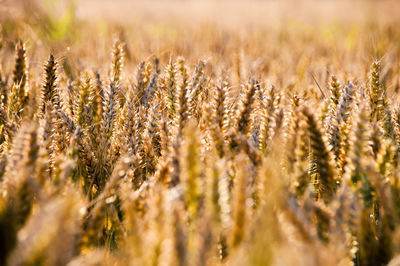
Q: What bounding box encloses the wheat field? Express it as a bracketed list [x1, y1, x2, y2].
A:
[1, 0, 400, 265]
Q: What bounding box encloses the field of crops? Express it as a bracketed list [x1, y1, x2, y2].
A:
[1, 0, 400, 265]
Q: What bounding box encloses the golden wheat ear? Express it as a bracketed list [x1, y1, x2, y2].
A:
[9, 40, 29, 119]
[323, 76, 341, 162]
[237, 78, 257, 136]
[188, 60, 206, 120]
[99, 82, 119, 180]
[369, 61, 386, 122]
[40, 54, 58, 115]
[329, 76, 341, 106]
[135, 61, 152, 106]
[343, 104, 370, 188]
[110, 39, 125, 107]
[75, 74, 93, 129]
[258, 85, 280, 155]
[303, 108, 335, 203]
[175, 57, 190, 135]
[337, 82, 356, 177]
[213, 70, 230, 136]
[12, 41, 28, 90]
[164, 60, 178, 121]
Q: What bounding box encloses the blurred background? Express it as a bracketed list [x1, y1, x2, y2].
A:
[1, 0, 399, 90]
[2, 0, 398, 44]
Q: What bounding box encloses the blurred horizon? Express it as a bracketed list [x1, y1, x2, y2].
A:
[4, 0, 400, 25]
[79, 0, 400, 25]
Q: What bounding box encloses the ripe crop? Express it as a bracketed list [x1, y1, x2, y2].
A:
[1, 1, 400, 265]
